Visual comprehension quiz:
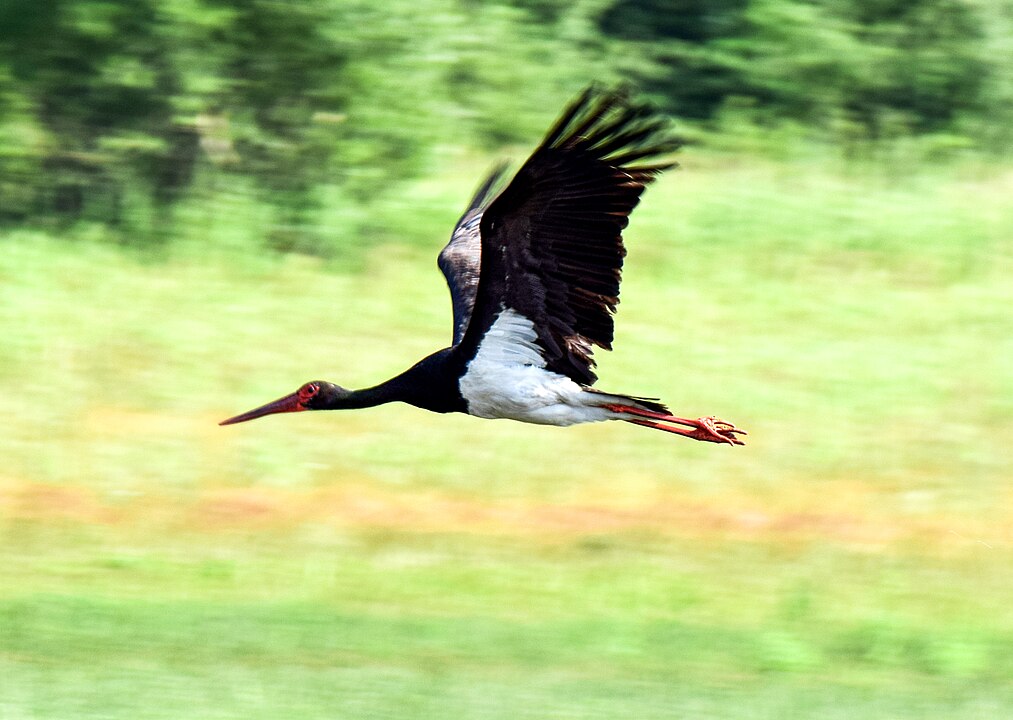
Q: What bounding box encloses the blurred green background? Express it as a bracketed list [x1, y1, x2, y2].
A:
[1, 1, 1011, 718]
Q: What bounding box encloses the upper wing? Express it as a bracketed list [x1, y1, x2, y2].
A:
[438, 163, 509, 345]
[458, 85, 680, 385]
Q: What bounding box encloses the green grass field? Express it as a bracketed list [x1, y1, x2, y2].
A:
[2, 154, 1011, 718]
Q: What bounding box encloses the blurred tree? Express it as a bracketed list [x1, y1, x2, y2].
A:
[595, 0, 991, 138]
[596, 0, 751, 119]
[195, 0, 349, 251]
[0, 0, 397, 245]
[830, 0, 988, 134]
[0, 0, 197, 230]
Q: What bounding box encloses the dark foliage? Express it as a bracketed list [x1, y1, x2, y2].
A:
[0, 0, 1006, 245]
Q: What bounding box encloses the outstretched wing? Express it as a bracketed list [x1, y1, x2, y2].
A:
[438, 163, 509, 345]
[458, 85, 680, 385]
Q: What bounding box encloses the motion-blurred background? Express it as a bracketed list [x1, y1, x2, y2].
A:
[1, 1, 1011, 718]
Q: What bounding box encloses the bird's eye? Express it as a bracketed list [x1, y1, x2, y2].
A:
[299, 383, 319, 402]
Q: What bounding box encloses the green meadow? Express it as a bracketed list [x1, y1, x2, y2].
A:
[2, 153, 1011, 718]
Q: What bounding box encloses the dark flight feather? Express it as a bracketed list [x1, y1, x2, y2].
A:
[438, 162, 509, 345]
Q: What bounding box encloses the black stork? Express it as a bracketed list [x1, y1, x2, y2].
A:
[221, 86, 745, 445]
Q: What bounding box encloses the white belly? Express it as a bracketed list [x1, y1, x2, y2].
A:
[458, 308, 613, 426]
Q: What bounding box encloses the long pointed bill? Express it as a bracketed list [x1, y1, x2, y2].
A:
[219, 391, 306, 426]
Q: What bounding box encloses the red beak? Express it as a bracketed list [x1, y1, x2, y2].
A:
[219, 391, 306, 426]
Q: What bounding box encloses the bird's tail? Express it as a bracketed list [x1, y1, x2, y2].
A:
[583, 387, 669, 415]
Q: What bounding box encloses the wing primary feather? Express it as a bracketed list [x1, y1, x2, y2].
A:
[538, 85, 600, 149]
[554, 92, 623, 149]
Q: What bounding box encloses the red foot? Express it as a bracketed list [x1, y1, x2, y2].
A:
[603, 405, 746, 446]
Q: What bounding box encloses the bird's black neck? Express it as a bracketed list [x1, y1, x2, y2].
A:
[328, 383, 405, 410]
[324, 347, 466, 415]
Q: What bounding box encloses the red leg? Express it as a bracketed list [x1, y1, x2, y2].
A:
[602, 404, 704, 428]
[603, 404, 746, 445]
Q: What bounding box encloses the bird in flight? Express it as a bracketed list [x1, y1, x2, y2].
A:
[221, 86, 745, 445]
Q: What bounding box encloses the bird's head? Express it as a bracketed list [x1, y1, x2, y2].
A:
[219, 381, 346, 426]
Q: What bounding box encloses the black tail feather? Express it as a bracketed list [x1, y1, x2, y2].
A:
[583, 387, 670, 415]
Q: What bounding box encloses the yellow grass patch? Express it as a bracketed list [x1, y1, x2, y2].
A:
[2, 477, 1008, 553]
